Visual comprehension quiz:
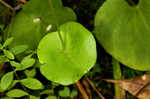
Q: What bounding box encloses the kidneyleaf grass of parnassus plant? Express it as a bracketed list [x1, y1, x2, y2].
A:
[37, 22, 97, 85]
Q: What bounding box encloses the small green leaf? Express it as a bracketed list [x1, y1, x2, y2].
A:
[70, 89, 78, 97]
[29, 95, 39, 99]
[20, 56, 35, 69]
[3, 50, 14, 60]
[6, 89, 28, 97]
[0, 72, 14, 90]
[24, 69, 36, 78]
[0, 56, 9, 63]
[10, 61, 22, 68]
[46, 96, 57, 99]
[8, 80, 19, 90]
[58, 87, 70, 97]
[40, 89, 54, 95]
[10, 45, 28, 55]
[20, 78, 44, 90]
[3, 37, 13, 48]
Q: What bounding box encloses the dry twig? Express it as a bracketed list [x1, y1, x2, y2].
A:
[82, 78, 92, 99]
[85, 77, 105, 99]
[0, 0, 14, 10]
[76, 81, 89, 99]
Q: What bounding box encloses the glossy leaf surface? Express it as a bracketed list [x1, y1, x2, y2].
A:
[38, 22, 97, 85]
[95, 0, 150, 70]
[10, 0, 76, 49]
[20, 78, 44, 90]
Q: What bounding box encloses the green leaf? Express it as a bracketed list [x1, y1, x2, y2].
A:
[37, 22, 97, 85]
[3, 50, 14, 60]
[20, 78, 44, 90]
[6, 89, 28, 97]
[0, 72, 14, 90]
[3, 37, 13, 48]
[0, 56, 9, 63]
[24, 69, 36, 78]
[10, 61, 22, 68]
[46, 96, 57, 99]
[19, 56, 35, 70]
[10, 0, 76, 49]
[10, 45, 28, 55]
[29, 95, 39, 99]
[40, 89, 54, 95]
[70, 89, 78, 97]
[58, 87, 70, 97]
[95, 0, 150, 70]
[8, 80, 19, 90]
[51, 0, 63, 8]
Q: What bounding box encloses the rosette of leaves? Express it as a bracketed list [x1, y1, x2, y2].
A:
[37, 22, 97, 85]
[95, 0, 150, 70]
[10, 0, 76, 49]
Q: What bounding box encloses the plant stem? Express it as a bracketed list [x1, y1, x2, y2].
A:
[112, 59, 122, 99]
[49, 0, 65, 50]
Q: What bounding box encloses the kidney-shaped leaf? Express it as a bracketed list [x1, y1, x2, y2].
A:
[95, 0, 150, 70]
[10, 0, 76, 49]
[37, 22, 97, 85]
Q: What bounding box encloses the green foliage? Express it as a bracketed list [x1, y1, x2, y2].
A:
[70, 89, 78, 98]
[20, 78, 44, 90]
[29, 95, 39, 99]
[6, 89, 28, 97]
[20, 56, 35, 70]
[95, 0, 150, 71]
[3, 37, 13, 48]
[0, 56, 9, 63]
[37, 22, 97, 85]
[24, 69, 36, 78]
[1, 0, 149, 98]
[10, 0, 77, 49]
[10, 45, 28, 55]
[0, 72, 14, 90]
[3, 50, 14, 60]
[58, 87, 70, 97]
